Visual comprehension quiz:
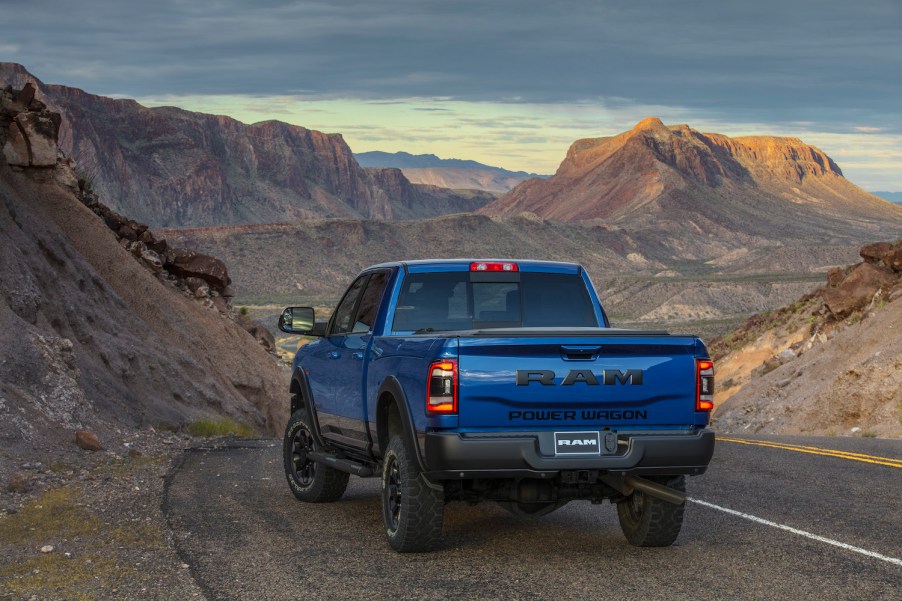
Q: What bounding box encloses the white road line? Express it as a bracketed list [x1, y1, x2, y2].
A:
[688, 498, 902, 568]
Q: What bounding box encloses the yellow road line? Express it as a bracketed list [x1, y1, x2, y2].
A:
[719, 437, 902, 469]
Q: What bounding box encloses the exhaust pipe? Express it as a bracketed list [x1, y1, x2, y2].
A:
[624, 475, 686, 505]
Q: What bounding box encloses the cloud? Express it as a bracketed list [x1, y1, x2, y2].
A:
[3, 0, 900, 115]
[3, 0, 900, 186]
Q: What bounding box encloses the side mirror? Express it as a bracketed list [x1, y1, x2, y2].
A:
[278, 307, 325, 336]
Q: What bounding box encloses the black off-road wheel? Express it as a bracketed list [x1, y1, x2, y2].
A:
[616, 475, 686, 547]
[283, 410, 348, 502]
[381, 435, 444, 552]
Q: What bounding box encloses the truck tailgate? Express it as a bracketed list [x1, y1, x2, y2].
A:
[456, 333, 700, 430]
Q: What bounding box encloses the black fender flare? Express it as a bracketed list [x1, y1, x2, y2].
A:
[290, 367, 329, 450]
[375, 376, 430, 475]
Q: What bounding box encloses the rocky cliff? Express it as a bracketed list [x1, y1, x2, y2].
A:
[0, 63, 492, 227]
[711, 241, 902, 436]
[0, 83, 289, 480]
[481, 117, 902, 244]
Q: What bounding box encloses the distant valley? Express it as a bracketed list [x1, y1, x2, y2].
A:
[355, 151, 545, 193]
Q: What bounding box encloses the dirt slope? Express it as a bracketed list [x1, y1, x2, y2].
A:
[0, 90, 289, 482]
[712, 242, 902, 436]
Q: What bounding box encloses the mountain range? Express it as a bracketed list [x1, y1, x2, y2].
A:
[0, 63, 493, 227]
[4, 62, 901, 335]
[355, 151, 544, 192]
[873, 191, 902, 204]
[163, 117, 901, 333]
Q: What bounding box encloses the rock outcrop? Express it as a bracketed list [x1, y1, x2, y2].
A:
[817, 241, 902, 319]
[0, 63, 493, 227]
[710, 240, 902, 436]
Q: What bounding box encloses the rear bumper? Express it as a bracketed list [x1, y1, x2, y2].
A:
[423, 428, 715, 480]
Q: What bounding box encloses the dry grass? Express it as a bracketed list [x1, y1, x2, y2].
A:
[187, 417, 256, 438]
[0, 485, 157, 597]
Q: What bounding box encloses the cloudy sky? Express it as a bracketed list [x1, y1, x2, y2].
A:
[3, 0, 901, 189]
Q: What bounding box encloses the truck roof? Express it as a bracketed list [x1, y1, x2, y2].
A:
[365, 259, 583, 274]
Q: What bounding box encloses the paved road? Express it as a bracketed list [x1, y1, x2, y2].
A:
[163, 436, 902, 600]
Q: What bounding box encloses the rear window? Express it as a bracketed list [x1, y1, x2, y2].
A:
[391, 272, 598, 332]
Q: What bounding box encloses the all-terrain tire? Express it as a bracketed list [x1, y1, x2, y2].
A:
[381, 435, 444, 552]
[616, 475, 686, 547]
[283, 410, 349, 502]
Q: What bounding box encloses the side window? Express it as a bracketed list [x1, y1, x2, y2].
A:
[330, 276, 369, 336]
[351, 272, 389, 333]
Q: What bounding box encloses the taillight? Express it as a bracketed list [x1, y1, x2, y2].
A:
[470, 261, 518, 272]
[427, 360, 458, 414]
[696, 359, 714, 412]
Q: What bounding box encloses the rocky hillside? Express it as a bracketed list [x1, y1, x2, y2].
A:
[0, 83, 288, 482]
[711, 241, 902, 437]
[0, 63, 492, 227]
[481, 117, 902, 244]
[356, 151, 542, 192]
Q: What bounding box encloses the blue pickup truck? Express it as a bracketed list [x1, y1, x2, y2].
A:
[278, 259, 715, 552]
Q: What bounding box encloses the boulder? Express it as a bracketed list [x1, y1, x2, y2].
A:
[75, 429, 102, 451]
[118, 223, 139, 241]
[826, 267, 845, 288]
[884, 244, 902, 272]
[140, 248, 163, 272]
[860, 242, 892, 265]
[147, 237, 169, 255]
[126, 240, 146, 258]
[165, 248, 231, 289]
[820, 262, 895, 318]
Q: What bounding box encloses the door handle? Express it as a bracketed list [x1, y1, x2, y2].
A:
[328, 351, 341, 359]
[352, 352, 365, 361]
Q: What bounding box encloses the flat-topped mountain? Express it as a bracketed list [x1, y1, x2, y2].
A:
[355, 151, 543, 192]
[0, 63, 492, 227]
[481, 117, 902, 241]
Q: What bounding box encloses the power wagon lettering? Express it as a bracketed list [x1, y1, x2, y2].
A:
[516, 369, 644, 386]
[508, 409, 649, 421]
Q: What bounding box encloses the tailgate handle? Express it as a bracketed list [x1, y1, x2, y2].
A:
[560, 345, 601, 361]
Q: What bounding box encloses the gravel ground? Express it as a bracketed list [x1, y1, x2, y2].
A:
[1, 430, 206, 600]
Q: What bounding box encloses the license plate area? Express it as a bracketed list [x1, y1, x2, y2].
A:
[554, 431, 601, 456]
